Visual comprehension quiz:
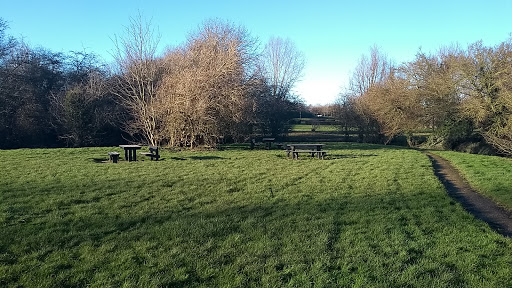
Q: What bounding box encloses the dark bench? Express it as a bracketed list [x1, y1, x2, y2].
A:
[291, 150, 328, 159]
[140, 146, 160, 161]
[108, 152, 120, 163]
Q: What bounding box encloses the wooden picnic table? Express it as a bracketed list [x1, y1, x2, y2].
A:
[286, 143, 326, 159]
[119, 144, 142, 162]
[287, 143, 324, 151]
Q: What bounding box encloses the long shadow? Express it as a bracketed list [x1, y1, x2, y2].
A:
[169, 157, 187, 161]
[327, 153, 379, 160]
[3, 182, 511, 286]
[92, 158, 109, 163]
[93, 156, 227, 161]
[324, 142, 409, 151]
[188, 156, 227, 160]
[276, 153, 378, 160]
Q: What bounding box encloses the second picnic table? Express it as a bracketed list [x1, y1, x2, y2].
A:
[287, 143, 326, 159]
[119, 144, 142, 162]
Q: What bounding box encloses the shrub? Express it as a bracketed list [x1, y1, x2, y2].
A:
[428, 117, 474, 150]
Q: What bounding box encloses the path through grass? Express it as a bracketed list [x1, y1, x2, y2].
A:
[431, 150, 512, 212]
[0, 144, 511, 287]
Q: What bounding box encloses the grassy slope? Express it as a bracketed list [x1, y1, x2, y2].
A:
[0, 144, 511, 287]
[432, 150, 512, 212]
[290, 124, 339, 132]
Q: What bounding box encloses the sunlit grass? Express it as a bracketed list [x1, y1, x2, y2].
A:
[0, 144, 511, 287]
[431, 150, 512, 212]
[290, 124, 339, 132]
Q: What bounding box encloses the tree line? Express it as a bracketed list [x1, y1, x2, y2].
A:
[335, 40, 512, 157]
[0, 17, 304, 149]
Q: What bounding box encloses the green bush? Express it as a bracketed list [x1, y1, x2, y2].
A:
[427, 118, 474, 150]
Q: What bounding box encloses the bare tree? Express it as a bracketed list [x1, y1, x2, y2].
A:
[340, 46, 391, 142]
[0, 40, 65, 148]
[0, 18, 16, 60]
[403, 46, 463, 131]
[255, 37, 305, 135]
[363, 72, 423, 144]
[260, 37, 305, 99]
[50, 54, 121, 147]
[158, 19, 258, 148]
[111, 13, 163, 146]
[349, 45, 391, 97]
[461, 39, 512, 155]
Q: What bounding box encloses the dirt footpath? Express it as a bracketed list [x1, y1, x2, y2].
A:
[426, 152, 512, 238]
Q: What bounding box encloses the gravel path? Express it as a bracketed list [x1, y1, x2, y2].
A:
[426, 152, 512, 238]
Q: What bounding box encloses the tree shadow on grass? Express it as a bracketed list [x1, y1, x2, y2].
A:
[275, 153, 378, 160]
[169, 157, 187, 161]
[91, 156, 229, 162]
[3, 185, 508, 287]
[188, 156, 227, 160]
[324, 142, 409, 151]
[92, 158, 109, 163]
[328, 153, 379, 160]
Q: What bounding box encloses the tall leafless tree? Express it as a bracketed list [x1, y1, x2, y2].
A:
[349, 45, 390, 97]
[260, 37, 305, 100]
[340, 45, 391, 142]
[255, 37, 305, 135]
[111, 13, 163, 146]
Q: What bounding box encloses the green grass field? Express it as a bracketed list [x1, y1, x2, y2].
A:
[431, 150, 512, 212]
[290, 124, 340, 132]
[1, 144, 511, 287]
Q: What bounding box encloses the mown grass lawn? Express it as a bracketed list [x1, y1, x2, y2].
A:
[290, 124, 339, 132]
[431, 150, 512, 212]
[1, 143, 511, 287]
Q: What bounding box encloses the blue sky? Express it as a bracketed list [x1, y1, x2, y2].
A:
[2, 0, 511, 105]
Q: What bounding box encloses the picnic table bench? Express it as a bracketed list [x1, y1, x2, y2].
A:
[108, 152, 120, 163]
[140, 146, 160, 161]
[250, 138, 276, 150]
[286, 144, 327, 160]
[291, 150, 328, 159]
